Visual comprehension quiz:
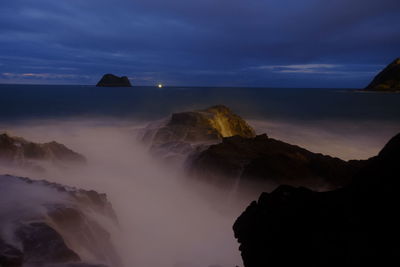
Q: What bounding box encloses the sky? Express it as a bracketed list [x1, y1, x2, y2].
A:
[0, 0, 399, 88]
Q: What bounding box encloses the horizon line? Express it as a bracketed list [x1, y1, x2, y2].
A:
[0, 82, 363, 90]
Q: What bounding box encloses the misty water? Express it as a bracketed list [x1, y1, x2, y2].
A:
[1, 85, 400, 266]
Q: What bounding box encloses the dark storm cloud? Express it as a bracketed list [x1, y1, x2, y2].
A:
[0, 0, 399, 87]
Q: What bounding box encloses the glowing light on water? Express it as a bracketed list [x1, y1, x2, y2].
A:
[158, 84, 163, 88]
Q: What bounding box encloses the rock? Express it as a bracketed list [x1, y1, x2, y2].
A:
[140, 105, 256, 162]
[16, 222, 80, 264]
[365, 58, 400, 91]
[0, 239, 23, 267]
[96, 74, 132, 87]
[189, 134, 363, 190]
[233, 132, 400, 267]
[143, 105, 255, 145]
[0, 132, 86, 171]
[0, 175, 121, 267]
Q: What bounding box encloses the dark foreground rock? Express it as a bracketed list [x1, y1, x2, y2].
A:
[96, 74, 132, 87]
[140, 105, 255, 162]
[0, 132, 86, 171]
[233, 133, 400, 267]
[189, 134, 363, 190]
[0, 175, 121, 267]
[365, 58, 400, 91]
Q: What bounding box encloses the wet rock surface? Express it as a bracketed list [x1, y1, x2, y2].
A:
[142, 105, 255, 144]
[0, 133, 86, 171]
[140, 105, 256, 162]
[15, 222, 81, 264]
[0, 238, 23, 267]
[0, 175, 120, 267]
[233, 133, 400, 267]
[190, 134, 364, 190]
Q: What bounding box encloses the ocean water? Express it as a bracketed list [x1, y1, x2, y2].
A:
[1, 84, 399, 122]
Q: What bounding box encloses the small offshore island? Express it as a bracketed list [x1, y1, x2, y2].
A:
[96, 74, 132, 87]
[365, 58, 400, 92]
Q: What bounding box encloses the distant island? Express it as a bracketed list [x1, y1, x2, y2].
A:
[96, 74, 132, 87]
[365, 58, 400, 92]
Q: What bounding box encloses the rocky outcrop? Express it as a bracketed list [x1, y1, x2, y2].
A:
[0, 132, 86, 171]
[189, 134, 363, 190]
[365, 58, 400, 91]
[96, 74, 132, 87]
[233, 133, 400, 267]
[140, 105, 255, 162]
[142, 105, 255, 145]
[0, 175, 121, 267]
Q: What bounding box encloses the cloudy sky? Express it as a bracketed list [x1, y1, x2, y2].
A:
[0, 0, 399, 87]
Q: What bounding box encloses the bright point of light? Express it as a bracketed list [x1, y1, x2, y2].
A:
[158, 84, 163, 88]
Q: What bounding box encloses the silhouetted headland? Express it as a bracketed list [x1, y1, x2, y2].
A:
[365, 58, 400, 91]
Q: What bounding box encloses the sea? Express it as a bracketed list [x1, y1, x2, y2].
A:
[0, 84, 399, 122]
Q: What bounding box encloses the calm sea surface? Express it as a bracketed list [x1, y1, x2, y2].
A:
[0, 84, 399, 123]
